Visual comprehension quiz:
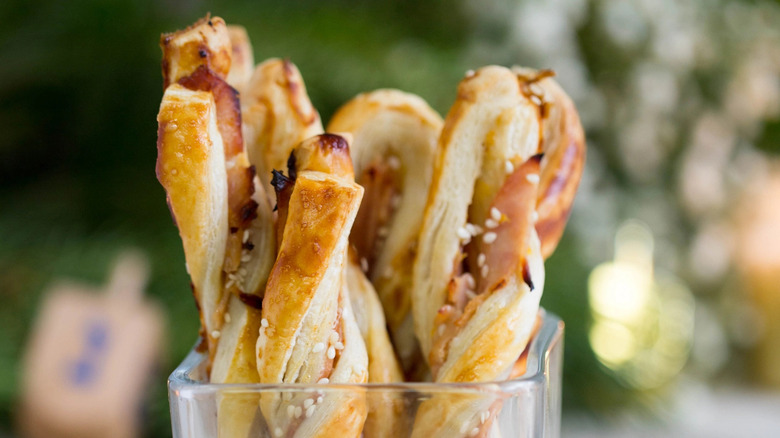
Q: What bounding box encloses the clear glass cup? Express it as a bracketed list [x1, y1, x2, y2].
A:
[168, 311, 563, 438]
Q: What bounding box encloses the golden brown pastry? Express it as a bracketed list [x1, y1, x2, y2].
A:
[328, 89, 443, 379]
[409, 66, 584, 437]
[160, 15, 232, 89]
[226, 25, 255, 95]
[242, 58, 324, 192]
[256, 134, 368, 438]
[158, 17, 277, 437]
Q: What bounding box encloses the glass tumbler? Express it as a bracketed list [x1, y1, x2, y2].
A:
[169, 311, 563, 438]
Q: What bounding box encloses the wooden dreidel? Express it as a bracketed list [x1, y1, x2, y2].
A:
[18, 251, 165, 438]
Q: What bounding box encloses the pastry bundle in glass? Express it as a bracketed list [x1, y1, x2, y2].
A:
[156, 15, 585, 437]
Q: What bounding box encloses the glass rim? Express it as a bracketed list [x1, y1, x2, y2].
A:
[169, 309, 563, 394]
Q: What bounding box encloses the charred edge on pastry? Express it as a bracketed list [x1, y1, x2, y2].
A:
[238, 292, 263, 310]
[242, 241, 255, 251]
[271, 170, 293, 194]
[530, 153, 544, 165]
[198, 48, 207, 58]
[319, 133, 349, 151]
[522, 260, 534, 292]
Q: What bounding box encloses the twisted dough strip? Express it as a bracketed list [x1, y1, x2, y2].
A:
[328, 89, 443, 379]
[257, 134, 368, 438]
[242, 58, 324, 193]
[158, 17, 277, 436]
[410, 66, 584, 438]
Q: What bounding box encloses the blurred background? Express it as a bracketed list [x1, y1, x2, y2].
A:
[2, 0, 780, 436]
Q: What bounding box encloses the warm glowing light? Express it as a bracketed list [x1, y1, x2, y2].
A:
[588, 220, 694, 390]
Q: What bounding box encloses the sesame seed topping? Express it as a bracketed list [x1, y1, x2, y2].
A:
[464, 273, 476, 289]
[335, 342, 344, 350]
[481, 264, 489, 277]
[305, 405, 316, 418]
[466, 289, 477, 300]
[287, 405, 295, 418]
[329, 331, 339, 343]
[469, 427, 480, 437]
[465, 69, 475, 77]
[304, 399, 314, 409]
[388, 156, 401, 170]
[526, 174, 540, 184]
[438, 324, 446, 336]
[225, 279, 235, 290]
[457, 227, 471, 241]
[224, 313, 231, 323]
[480, 411, 489, 423]
[241, 253, 251, 263]
[211, 330, 220, 338]
[505, 160, 514, 173]
[313, 342, 325, 353]
[327, 346, 336, 359]
[483, 232, 497, 244]
[530, 95, 542, 106]
[317, 396, 323, 404]
[238, 267, 247, 277]
[274, 427, 283, 437]
[466, 223, 484, 236]
[531, 211, 539, 222]
[294, 406, 302, 418]
[261, 318, 269, 328]
[360, 257, 369, 273]
[485, 218, 498, 229]
[317, 378, 329, 384]
[490, 207, 502, 221]
[460, 421, 470, 434]
[477, 253, 486, 267]
[243, 230, 250, 243]
[282, 392, 292, 401]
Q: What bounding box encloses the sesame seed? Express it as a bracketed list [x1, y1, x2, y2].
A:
[224, 313, 231, 323]
[274, 427, 283, 437]
[360, 257, 369, 273]
[465, 69, 475, 77]
[466, 290, 477, 300]
[287, 405, 295, 418]
[294, 406, 302, 418]
[505, 160, 514, 173]
[481, 264, 489, 278]
[530, 95, 542, 106]
[304, 399, 314, 409]
[317, 378, 329, 384]
[316, 396, 323, 404]
[460, 421, 470, 434]
[388, 156, 401, 170]
[469, 427, 480, 437]
[313, 342, 325, 353]
[483, 232, 497, 244]
[477, 253, 486, 267]
[466, 223, 484, 236]
[464, 273, 476, 289]
[526, 174, 540, 184]
[282, 392, 292, 401]
[438, 324, 446, 336]
[329, 331, 339, 343]
[480, 411, 489, 423]
[457, 227, 471, 241]
[485, 218, 498, 229]
[243, 230, 250, 243]
[211, 330, 220, 338]
[490, 207, 502, 221]
[241, 253, 251, 263]
[327, 346, 336, 359]
[238, 267, 247, 277]
[306, 405, 315, 418]
[261, 318, 269, 328]
[225, 279, 235, 290]
[335, 342, 344, 350]
[531, 211, 539, 222]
